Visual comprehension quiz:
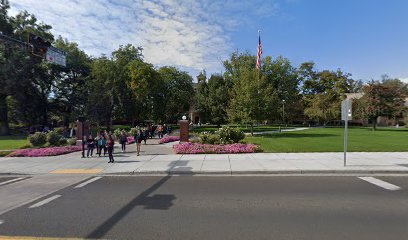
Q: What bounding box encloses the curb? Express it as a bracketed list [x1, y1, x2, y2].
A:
[101, 169, 408, 176]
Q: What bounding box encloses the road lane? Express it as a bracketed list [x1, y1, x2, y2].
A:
[1, 176, 408, 240]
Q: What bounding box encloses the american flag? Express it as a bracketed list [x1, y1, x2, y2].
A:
[256, 31, 262, 69]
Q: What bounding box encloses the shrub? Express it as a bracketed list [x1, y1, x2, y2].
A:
[46, 131, 62, 146]
[67, 138, 77, 146]
[53, 127, 64, 134]
[217, 126, 245, 144]
[59, 137, 68, 146]
[28, 132, 47, 147]
[128, 128, 138, 136]
[113, 128, 122, 139]
[199, 127, 244, 145]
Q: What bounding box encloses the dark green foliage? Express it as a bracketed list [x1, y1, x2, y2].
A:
[28, 132, 47, 146]
[67, 138, 77, 146]
[200, 126, 245, 145]
[46, 131, 62, 146]
[217, 126, 245, 144]
[59, 137, 68, 146]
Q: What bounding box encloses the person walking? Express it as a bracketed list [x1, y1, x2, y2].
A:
[149, 125, 155, 139]
[98, 135, 107, 157]
[107, 134, 115, 163]
[134, 129, 143, 156]
[143, 127, 149, 145]
[157, 125, 163, 139]
[95, 131, 102, 156]
[119, 130, 127, 152]
[86, 134, 95, 157]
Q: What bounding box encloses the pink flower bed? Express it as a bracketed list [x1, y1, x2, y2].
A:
[7, 146, 82, 157]
[173, 142, 259, 154]
[127, 136, 135, 144]
[159, 136, 180, 144]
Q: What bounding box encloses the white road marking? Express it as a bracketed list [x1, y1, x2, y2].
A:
[28, 195, 61, 208]
[358, 177, 401, 191]
[73, 177, 102, 189]
[0, 177, 25, 186]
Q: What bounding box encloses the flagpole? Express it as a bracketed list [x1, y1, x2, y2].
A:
[257, 30, 261, 80]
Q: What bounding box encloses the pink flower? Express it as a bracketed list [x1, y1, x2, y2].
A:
[173, 143, 259, 154]
[7, 146, 82, 157]
[127, 136, 135, 144]
[159, 136, 180, 144]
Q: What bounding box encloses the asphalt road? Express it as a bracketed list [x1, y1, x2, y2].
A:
[1, 175, 408, 240]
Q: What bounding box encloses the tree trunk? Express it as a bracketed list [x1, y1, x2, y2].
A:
[372, 117, 377, 131]
[250, 123, 254, 136]
[0, 94, 10, 136]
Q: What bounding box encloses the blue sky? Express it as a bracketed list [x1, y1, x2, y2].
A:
[9, 0, 408, 82]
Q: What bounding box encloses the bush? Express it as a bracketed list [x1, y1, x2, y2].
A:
[53, 127, 64, 134]
[128, 128, 138, 136]
[113, 128, 122, 139]
[67, 138, 77, 146]
[199, 127, 244, 145]
[59, 137, 68, 146]
[46, 131, 62, 146]
[28, 132, 47, 147]
[217, 126, 245, 144]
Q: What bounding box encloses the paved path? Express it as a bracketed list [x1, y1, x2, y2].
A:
[1, 137, 408, 175]
[245, 127, 309, 135]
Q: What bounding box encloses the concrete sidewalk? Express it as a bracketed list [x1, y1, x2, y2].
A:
[1, 138, 408, 175]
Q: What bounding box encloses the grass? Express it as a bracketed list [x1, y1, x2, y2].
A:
[245, 127, 408, 152]
[0, 135, 29, 150]
[191, 125, 289, 133]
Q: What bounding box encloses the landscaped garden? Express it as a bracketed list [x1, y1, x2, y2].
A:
[0, 130, 79, 157]
[245, 127, 408, 152]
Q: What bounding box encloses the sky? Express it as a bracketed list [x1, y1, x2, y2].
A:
[8, 0, 408, 82]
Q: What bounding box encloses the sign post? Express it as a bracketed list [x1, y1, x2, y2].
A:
[341, 99, 352, 166]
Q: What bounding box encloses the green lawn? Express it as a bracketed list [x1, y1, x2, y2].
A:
[245, 127, 408, 152]
[0, 135, 28, 150]
[191, 125, 288, 133]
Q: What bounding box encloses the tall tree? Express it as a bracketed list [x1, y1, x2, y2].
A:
[301, 62, 354, 124]
[0, 5, 54, 134]
[158, 67, 194, 123]
[360, 81, 407, 130]
[50, 36, 92, 127]
[228, 67, 278, 135]
[207, 74, 229, 126]
[194, 71, 210, 123]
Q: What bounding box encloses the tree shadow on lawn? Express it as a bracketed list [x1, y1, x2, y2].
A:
[256, 133, 337, 139]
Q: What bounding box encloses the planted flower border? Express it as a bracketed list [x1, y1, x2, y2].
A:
[159, 136, 180, 144]
[173, 142, 259, 154]
[7, 146, 82, 157]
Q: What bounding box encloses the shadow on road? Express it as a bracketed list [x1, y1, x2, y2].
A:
[86, 175, 174, 239]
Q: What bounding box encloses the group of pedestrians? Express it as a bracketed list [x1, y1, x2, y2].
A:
[86, 130, 115, 163]
[84, 124, 172, 163]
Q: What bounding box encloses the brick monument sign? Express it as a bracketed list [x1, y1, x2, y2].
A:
[179, 119, 189, 142]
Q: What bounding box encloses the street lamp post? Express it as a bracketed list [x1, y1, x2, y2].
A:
[282, 100, 286, 129]
[78, 116, 85, 158]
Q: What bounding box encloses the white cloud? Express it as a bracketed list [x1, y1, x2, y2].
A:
[9, 0, 280, 76]
[399, 77, 408, 83]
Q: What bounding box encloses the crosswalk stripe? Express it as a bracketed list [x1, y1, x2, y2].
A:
[358, 177, 401, 191]
[74, 177, 102, 189]
[0, 177, 25, 186]
[28, 195, 61, 208]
